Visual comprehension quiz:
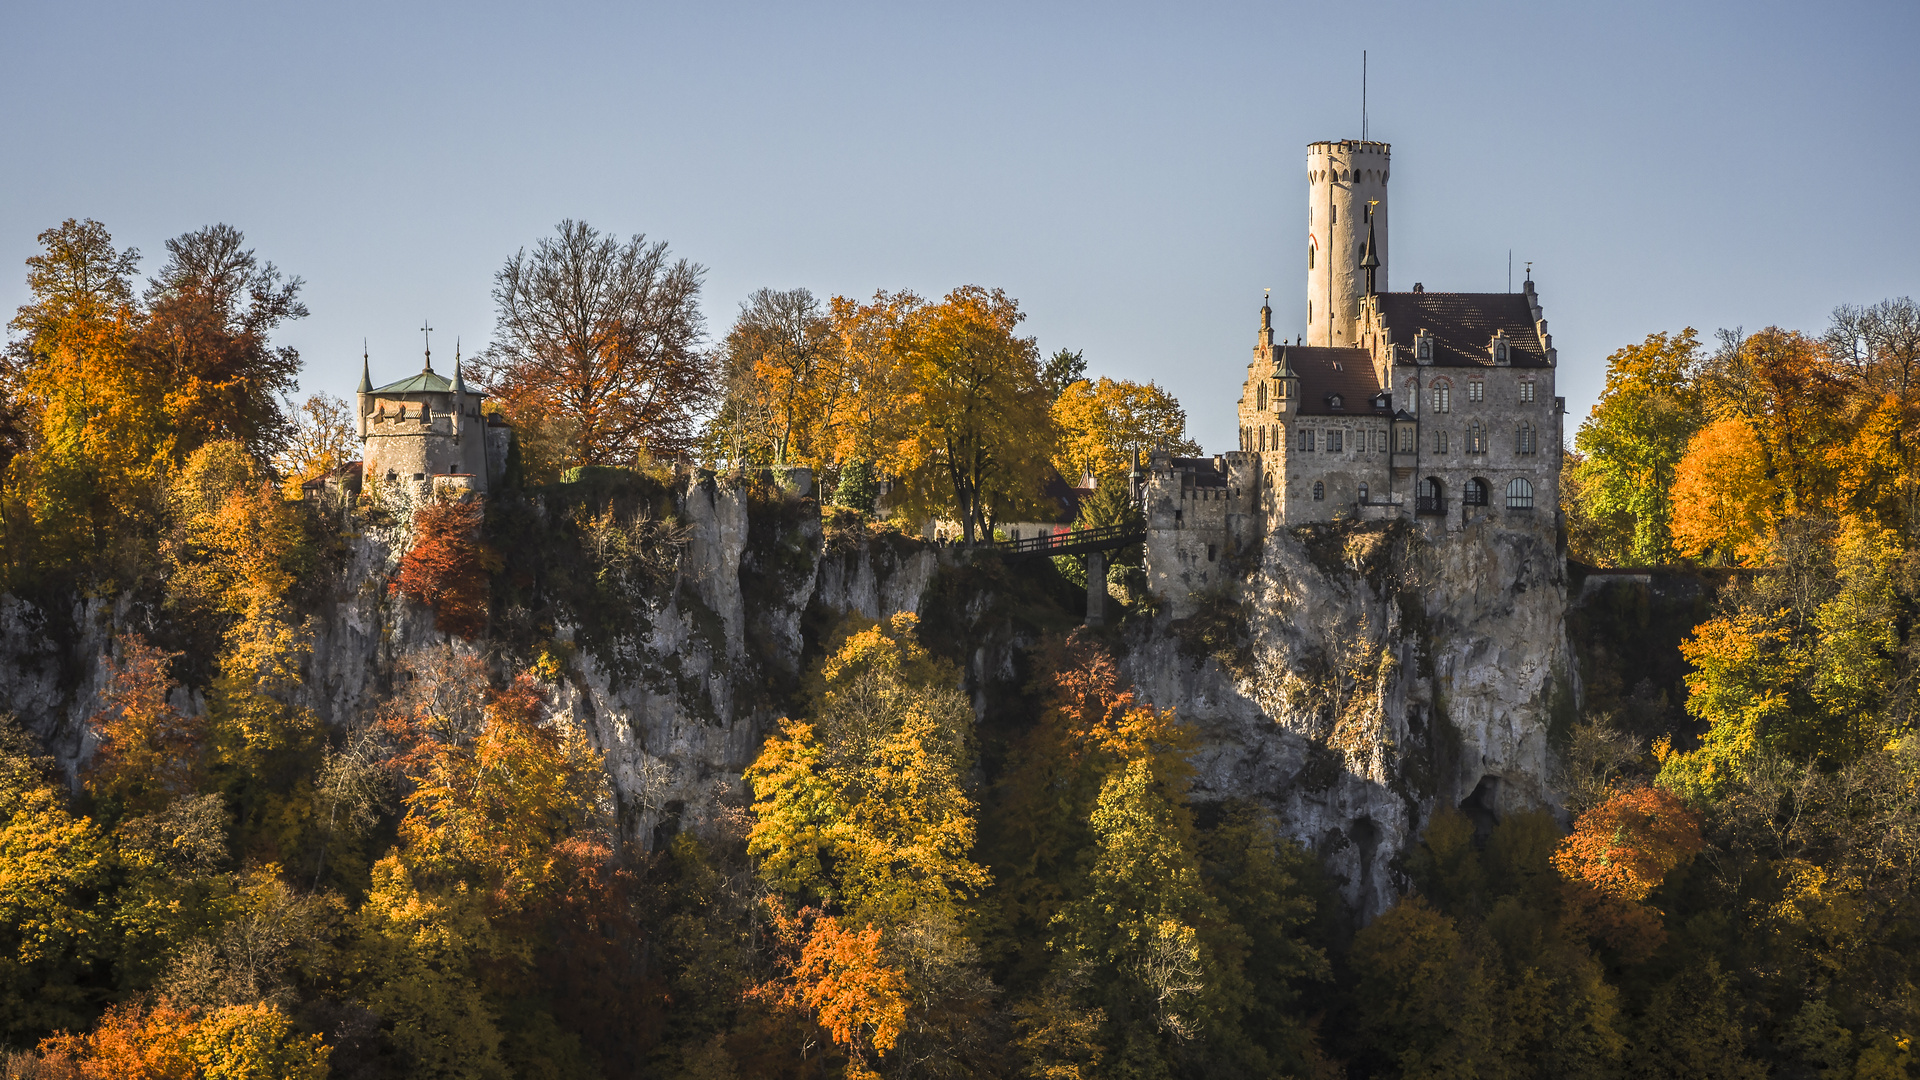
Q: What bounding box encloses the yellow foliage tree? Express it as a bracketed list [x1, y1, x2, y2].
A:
[1670, 417, 1775, 564]
[883, 287, 1056, 542]
[1050, 376, 1200, 483]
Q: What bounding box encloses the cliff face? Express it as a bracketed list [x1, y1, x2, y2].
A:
[4, 480, 1573, 923]
[1126, 517, 1574, 919]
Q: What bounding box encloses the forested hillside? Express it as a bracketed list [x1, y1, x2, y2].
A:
[0, 217, 1915, 1079]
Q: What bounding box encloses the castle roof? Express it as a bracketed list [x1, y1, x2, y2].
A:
[1372, 292, 1549, 368]
[370, 368, 481, 396]
[1277, 347, 1385, 416]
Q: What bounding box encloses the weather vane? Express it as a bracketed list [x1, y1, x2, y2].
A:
[421, 321, 433, 369]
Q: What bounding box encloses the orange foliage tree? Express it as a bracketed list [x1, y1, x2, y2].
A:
[84, 635, 201, 812]
[1670, 417, 1776, 565]
[754, 905, 910, 1078]
[390, 497, 500, 639]
[33, 998, 329, 1080]
[1552, 786, 1705, 959]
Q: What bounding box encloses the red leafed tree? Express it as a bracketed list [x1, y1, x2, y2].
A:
[753, 903, 909, 1077]
[390, 498, 500, 638]
[85, 634, 202, 812]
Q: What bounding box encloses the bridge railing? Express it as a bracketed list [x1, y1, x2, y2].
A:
[993, 521, 1143, 557]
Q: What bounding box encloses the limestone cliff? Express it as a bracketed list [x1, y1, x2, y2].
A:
[3, 478, 1576, 924]
[1128, 516, 1575, 919]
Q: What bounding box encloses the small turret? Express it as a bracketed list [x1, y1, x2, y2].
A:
[450, 341, 466, 439]
[1273, 346, 1301, 412]
[356, 342, 372, 439]
[1361, 216, 1381, 295]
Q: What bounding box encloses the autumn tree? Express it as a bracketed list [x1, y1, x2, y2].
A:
[139, 224, 306, 461]
[1669, 417, 1775, 565]
[479, 219, 711, 468]
[746, 613, 992, 1073]
[712, 288, 837, 469]
[4, 219, 169, 580]
[0, 716, 111, 1042]
[1570, 329, 1705, 565]
[390, 495, 500, 638]
[84, 635, 201, 813]
[270, 392, 356, 490]
[1051, 376, 1200, 483]
[887, 287, 1056, 543]
[821, 290, 916, 472]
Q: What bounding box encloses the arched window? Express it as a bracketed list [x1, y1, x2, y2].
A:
[1257, 382, 1267, 410]
[1431, 381, 1451, 413]
[1313, 481, 1325, 501]
[1308, 245, 1315, 270]
[1464, 478, 1489, 506]
[1418, 476, 1444, 514]
[1467, 422, 1485, 454]
[1358, 482, 1369, 503]
[1507, 477, 1534, 510]
[1435, 430, 1449, 453]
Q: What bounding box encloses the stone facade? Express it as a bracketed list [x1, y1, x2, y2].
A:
[356, 351, 512, 497]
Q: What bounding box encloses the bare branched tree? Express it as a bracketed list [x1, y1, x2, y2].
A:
[478, 220, 712, 468]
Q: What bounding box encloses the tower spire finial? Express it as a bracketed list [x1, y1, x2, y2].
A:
[421, 320, 434, 372]
[358, 339, 372, 394]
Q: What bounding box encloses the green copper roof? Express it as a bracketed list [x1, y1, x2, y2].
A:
[370, 368, 481, 395]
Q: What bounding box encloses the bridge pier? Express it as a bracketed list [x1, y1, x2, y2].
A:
[1086, 550, 1107, 627]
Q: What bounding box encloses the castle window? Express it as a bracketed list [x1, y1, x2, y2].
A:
[1257, 382, 1267, 410]
[1373, 430, 1387, 453]
[1435, 430, 1449, 453]
[1465, 478, 1489, 506]
[1520, 379, 1536, 403]
[1332, 204, 1338, 224]
[1467, 422, 1485, 454]
[1432, 384, 1451, 413]
[1327, 430, 1344, 452]
[1506, 477, 1534, 510]
[1313, 481, 1325, 501]
[413, 472, 425, 482]
[1397, 426, 1415, 452]
[1308, 245, 1315, 270]
[1517, 424, 1537, 455]
[1418, 477, 1444, 514]
[1468, 379, 1484, 402]
[1328, 394, 1343, 410]
[1358, 482, 1369, 503]
[1258, 426, 1266, 452]
[1297, 428, 1315, 452]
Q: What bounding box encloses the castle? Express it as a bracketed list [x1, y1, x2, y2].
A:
[354, 347, 512, 497]
[1144, 139, 1566, 607]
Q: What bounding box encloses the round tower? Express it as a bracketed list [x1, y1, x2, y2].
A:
[1306, 139, 1389, 347]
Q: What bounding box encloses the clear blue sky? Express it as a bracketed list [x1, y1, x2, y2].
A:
[4, 0, 1916, 452]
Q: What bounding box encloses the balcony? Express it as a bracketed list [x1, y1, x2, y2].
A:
[1416, 495, 1445, 515]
